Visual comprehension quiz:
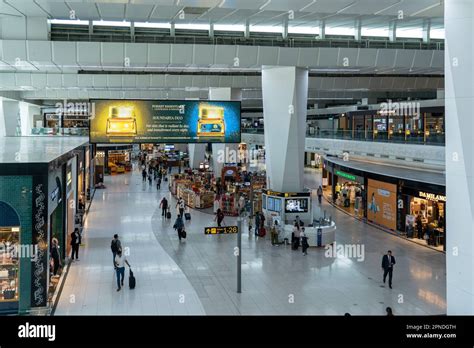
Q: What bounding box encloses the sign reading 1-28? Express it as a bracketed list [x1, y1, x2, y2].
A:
[204, 226, 238, 235]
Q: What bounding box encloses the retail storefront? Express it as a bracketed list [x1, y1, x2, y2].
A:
[323, 156, 446, 252]
[304, 152, 323, 168]
[398, 182, 446, 251]
[322, 163, 365, 218]
[0, 137, 87, 314]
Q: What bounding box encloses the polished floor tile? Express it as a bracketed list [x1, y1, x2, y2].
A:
[55, 166, 446, 315]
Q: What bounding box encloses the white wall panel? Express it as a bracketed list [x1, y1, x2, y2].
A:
[147, 43, 170, 66]
[77, 42, 101, 66]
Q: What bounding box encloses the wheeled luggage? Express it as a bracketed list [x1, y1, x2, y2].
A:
[129, 269, 136, 289]
[258, 227, 266, 237]
[185, 212, 191, 221]
[166, 210, 172, 219]
[181, 230, 187, 239]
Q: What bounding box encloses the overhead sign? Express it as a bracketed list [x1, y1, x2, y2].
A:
[204, 226, 238, 235]
[335, 170, 356, 181]
[90, 99, 241, 144]
[419, 191, 446, 202]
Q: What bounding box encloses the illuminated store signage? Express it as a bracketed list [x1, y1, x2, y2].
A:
[419, 191, 446, 202]
[335, 170, 356, 181]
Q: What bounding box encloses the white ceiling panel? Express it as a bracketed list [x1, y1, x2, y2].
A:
[96, 3, 126, 20]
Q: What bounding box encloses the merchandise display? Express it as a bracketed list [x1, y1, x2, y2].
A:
[0, 228, 19, 302]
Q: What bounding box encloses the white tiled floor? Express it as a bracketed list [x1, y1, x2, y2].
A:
[55, 166, 446, 315]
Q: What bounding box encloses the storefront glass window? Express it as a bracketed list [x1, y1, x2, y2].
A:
[373, 117, 388, 141]
[405, 114, 424, 144]
[353, 115, 365, 140]
[425, 112, 445, 145]
[0, 227, 20, 303]
[389, 115, 404, 142]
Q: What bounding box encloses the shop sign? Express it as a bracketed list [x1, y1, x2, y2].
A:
[335, 170, 356, 181]
[419, 191, 446, 202]
[205, 226, 238, 235]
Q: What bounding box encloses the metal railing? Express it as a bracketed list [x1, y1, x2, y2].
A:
[242, 127, 445, 146]
[50, 29, 444, 50]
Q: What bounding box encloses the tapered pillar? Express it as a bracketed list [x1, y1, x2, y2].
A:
[188, 144, 207, 169]
[445, 0, 474, 314]
[209, 88, 241, 178]
[262, 66, 308, 192]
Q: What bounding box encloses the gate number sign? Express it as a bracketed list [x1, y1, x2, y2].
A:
[204, 226, 238, 235]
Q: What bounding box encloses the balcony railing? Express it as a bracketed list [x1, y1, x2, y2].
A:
[50, 26, 444, 50]
[242, 127, 445, 146]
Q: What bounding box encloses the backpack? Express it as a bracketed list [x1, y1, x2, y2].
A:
[111, 239, 119, 253]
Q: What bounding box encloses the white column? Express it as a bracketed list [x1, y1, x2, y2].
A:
[319, 20, 326, 39]
[210, 88, 241, 178]
[445, 0, 474, 315]
[354, 19, 362, 41]
[188, 144, 207, 169]
[422, 19, 431, 44]
[388, 21, 397, 42]
[261, 66, 308, 192]
[1, 100, 20, 136]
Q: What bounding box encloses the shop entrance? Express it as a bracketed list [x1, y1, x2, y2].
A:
[324, 170, 365, 218]
[0, 202, 20, 309]
[50, 204, 64, 258]
[406, 196, 445, 251]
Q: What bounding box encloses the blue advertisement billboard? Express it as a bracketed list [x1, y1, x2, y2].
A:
[89, 99, 241, 144]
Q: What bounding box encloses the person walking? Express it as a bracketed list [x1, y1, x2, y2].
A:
[270, 220, 280, 246]
[292, 222, 301, 250]
[176, 197, 185, 218]
[317, 185, 323, 204]
[110, 234, 122, 268]
[114, 249, 131, 292]
[254, 212, 260, 236]
[159, 197, 169, 217]
[70, 228, 81, 261]
[301, 227, 309, 255]
[173, 215, 185, 242]
[386, 307, 394, 316]
[381, 250, 396, 289]
[142, 168, 147, 182]
[51, 238, 61, 276]
[157, 177, 162, 190]
[215, 208, 225, 227]
[148, 173, 152, 186]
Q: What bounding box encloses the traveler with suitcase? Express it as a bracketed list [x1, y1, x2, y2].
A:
[176, 197, 185, 218]
[173, 215, 185, 242]
[114, 249, 131, 292]
[159, 197, 169, 217]
[110, 234, 122, 269]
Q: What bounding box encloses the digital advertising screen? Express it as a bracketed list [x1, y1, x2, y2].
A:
[285, 198, 309, 213]
[89, 99, 241, 144]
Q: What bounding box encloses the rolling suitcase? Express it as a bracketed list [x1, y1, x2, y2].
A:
[258, 227, 266, 237]
[129, 269, 136, 289]
[181, 230, 187, 239]
[166, 209, 172, 219]
[185, 212, 191, 221]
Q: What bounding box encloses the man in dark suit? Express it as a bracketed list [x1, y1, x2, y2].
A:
[381, 250, 396, 289]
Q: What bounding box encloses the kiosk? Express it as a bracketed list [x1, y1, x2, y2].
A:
[261, 189, 312, 226]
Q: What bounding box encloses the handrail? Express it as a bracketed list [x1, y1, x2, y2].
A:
[242, 127, 445, 146]
[50, 29, 444, 50]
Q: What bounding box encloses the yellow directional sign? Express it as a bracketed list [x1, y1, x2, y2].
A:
[204, 226, 238, 235]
